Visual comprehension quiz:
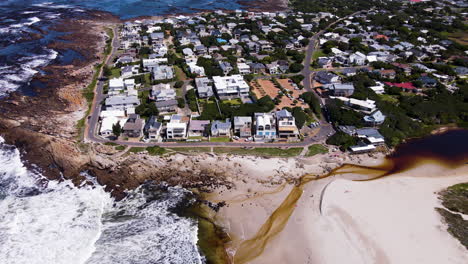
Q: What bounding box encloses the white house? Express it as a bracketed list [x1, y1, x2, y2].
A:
[109, 78, 124, 95]
[369, 82, 385, 94]
[166, 115, 189, 140]
[150, 83, 176, 101]
[237, 63, 251, 75]
[254, 113, 277, 142]
[212, 75, 249, 98]
[349, 52, 366, 65]
[187, 62, 206, 76]
[333, 96, 377, 113]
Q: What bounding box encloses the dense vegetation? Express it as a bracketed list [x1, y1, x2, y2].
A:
[326, 72, 468, 147]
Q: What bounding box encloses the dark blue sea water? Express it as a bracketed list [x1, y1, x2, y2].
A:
[0, 0, 254, 97]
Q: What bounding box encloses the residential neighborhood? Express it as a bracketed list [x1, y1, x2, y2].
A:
[90, 0, 467, 154]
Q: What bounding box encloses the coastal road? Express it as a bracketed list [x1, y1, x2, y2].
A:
[85, 25, 119, 143]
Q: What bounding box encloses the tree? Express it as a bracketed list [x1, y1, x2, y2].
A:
[292, 107, 308, 129]
[177, 98, 186, 108]
[174, 81, 184, 88]
[289, 63, 304, 73]
[112, 121, 122, 138]
[103, 65, 112, 77]
[326, 132, 357, 151]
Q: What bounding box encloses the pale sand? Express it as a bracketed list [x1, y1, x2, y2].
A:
[208, 155, 468, 264]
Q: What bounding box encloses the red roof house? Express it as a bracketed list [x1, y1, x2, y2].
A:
[384, 82, 419, 92]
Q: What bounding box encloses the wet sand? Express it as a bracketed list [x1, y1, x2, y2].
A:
[209, 154, 468, 264]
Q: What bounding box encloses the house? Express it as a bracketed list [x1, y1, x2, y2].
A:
[332, 96, 377, 113]
[195, 77, 214, 98]
[144, 116, 162, 141]
[150, 83, 176, 101]
[233, 116, 252, 138]
[364, 110, 386, 125]
[454, 66, 468, 77]
[418, 76, 437, 87]
[188, 120, 210, 138]
[150, 32, 165, 43]
[384, 82, 419, 93]
[155, 99, 178, 113]
[254, 113, 276, 141]
[349, 52, 366, 66]
[356, 128, 386, 145]
[378, 69, 396, 79]
[211, 119, 231, 137]
[392, 63, 412, 75]
[249, 63, 266, 74]
[166, 115, 189, 140]
[266, 60, 289, 74]
[187, 62, 206, 76]
[219, 61, 233, 75]
[121, 65, 138, 78]
[364, 80, 384, 93]
[143, 58, 165, 69]
[124, 78, 136, 91]
[349, 142, 376, 154]
[318, 57, 333, 69]
[213, 75, 249, 99]
[122, 114, 145, 138]
[109, 78, 125, 95]
[342, 68, 357, 77]
[276, 109, 299, 140]
[330, 83, 355, 97]
[100, 117, 124, 137]
[237, 63, 251, 75]
[99, 110, 126, 137]
[152, 65, 174, 81]
[314, 71, 340, 84]
[105, 95, 140, 113]
[182, 48, 194, 56]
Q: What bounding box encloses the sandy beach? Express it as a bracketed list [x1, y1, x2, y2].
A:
[207, 153, 468, 264]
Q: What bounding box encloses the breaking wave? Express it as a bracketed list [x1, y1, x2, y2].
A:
[0, 137, 203, 264]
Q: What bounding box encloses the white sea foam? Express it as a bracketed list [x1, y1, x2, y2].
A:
[0, 138, 203, 264]
[0, 80, 20, 96]
[21, 11, 39, 15]
[0, 49, 58, 95]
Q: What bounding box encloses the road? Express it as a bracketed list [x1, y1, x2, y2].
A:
[85, 26, 119, 143]
[302, 10, 366, 95]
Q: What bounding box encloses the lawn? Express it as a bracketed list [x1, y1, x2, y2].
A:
[128, 146, 167, 155]
[115, 145, 126, 151]
[378, 94, 399, 104]
[129, 147, 146, 153]
[306, 144, 328, 157]
[213, 147, 302, 157]
[174, 65, 188, 81]
[168, 147, 212, 153]
[110, 68, 121, 78]
[312, 49, 326, 60]
[222, 98, 242, 105]
[146, 146, 167, 155]
[209, 137, 231, 143]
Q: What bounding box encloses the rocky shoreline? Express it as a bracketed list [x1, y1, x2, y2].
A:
[0, 2, 292, 199]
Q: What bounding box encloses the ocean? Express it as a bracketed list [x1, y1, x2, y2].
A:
[0, 0, 253, 97]
[0, 136, 204, 264]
